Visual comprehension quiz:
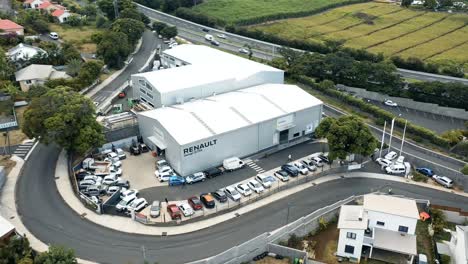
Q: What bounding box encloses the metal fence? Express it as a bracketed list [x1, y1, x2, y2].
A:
[69, 153, 102, 214]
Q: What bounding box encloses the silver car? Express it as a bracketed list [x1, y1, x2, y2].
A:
[150, 200, 161, 218]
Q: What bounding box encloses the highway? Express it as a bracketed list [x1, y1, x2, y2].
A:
[16, 144, 468, 264]
[137, 4, 468, 85]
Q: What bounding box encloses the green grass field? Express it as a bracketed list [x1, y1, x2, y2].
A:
[253, 2, 468, 64]
[192, 0, 353, 24]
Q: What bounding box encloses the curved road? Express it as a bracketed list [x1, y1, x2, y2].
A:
[17, 144, 468, 264]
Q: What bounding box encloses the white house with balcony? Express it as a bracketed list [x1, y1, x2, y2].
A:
[445, 225, 468, 264]
[337, 194, 420, 263]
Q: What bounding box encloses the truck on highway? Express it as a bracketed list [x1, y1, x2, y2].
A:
[204, 34, 214, 41]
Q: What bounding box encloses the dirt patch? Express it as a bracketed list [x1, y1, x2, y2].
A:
[0, 106, 29, 147]
[255, 256, 290, 264]
[79, 43, 97, 54]
[307, 222, 340, 262]
[0, 155, 17, 174]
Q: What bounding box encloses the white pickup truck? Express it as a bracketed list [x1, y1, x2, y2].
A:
[82, 158, 111, 171]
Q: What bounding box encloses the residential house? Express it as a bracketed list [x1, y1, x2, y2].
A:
[14, 64, 70, 92]
[337, 194, 420, 263]
[0, 214, 16, 244]
[52, 9, 71, 23]
[37, 0, 54, 11]
[0, 19, 24, 36]
[6, 43, 46, 63]
[447, 225, 468, 264]
[23, 0, 44, 9]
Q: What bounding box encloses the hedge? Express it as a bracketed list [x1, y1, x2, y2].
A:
[293, 75, 451, 148]
[175, 7, 220, 27]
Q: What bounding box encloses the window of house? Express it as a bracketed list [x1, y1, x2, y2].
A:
[146, 93, 153, 99]
[293, 132, 300, 137]
[398, 226, 409, 233]
[344, 245, 354, 254]
[148, 102, 154, 108]
[25, 80, 32, 84]
[139, 88, 146, 94]
[138, 80, 145, 86]
[376, 221, 385, 226]
[140, 96, 147, 102]
[346, 232, 356, 240]
[145, 83, 152, 90]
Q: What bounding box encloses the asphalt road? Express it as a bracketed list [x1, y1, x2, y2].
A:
[17, 144, 468, 264]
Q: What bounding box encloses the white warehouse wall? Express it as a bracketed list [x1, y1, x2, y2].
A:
[367, 211, 417, 235]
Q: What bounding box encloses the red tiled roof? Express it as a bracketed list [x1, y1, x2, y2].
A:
[51, 9, 65, 17]
[24, 0, 35, 4]
[38, 1, 51, 9]
[0, 19, 24, 30]
[53, 4, 66, 10]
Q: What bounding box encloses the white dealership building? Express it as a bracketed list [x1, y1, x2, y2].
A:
[133, 45, 323, 175]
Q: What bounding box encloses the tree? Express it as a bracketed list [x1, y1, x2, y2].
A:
[315, 115, 377, 161]
[22, 86, 105, 154]
[439, 0, 453, 7]
[401, 0, 413, 7]
[152, 21, 167, 33]
[97, 0, 116, 20]
[424, 0, 438, 9]
[66, 58, 83, 77]
[66, 15, 82, 27]
[430, 208, 447, 235]
[81, 4, 98, 17]
[77, 60, 103, 85]
[160, 26, 177, 39]
[35, 246, 77, 264]
[111, 18, 145, 46]
[96, 31, 131, 69]
[0, 48, 15, 84]
[462, 164, 468, 175]
[119, 8, 141, 20]
[0, 235, 34, 264]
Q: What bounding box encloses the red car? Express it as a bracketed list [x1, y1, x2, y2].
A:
[167, 204, 181, 220]
[188, 196, 203, 210]
[118, 92, 126, 98]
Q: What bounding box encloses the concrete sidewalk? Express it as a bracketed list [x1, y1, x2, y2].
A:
[55, 151, 468, 236]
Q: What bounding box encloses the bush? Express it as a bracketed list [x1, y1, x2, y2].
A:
[175, 7, 218, 27]
[462, 164, 468, 175]
[287, 234, 303, 249]
[412, 171, 428, 183]
[440, 254, 451, 264]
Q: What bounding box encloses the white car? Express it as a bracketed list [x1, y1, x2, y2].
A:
[49, 32, 59, 40]
[106, 186, 124, 195]
[238, 48, 249, 54]
[310, 157, 324, 167]
[102, 176, 121, 185]
[156, 159, 168, 168]
[385, 164, 406, 175]
[120, 189, 139, 200]
[376, 158, 392, 168]
[301, 160, 317, 172]
[116, 194, 137, 211]
[104, 157, 121, 167]
[433, 175, 453, 188]
[158, 174, 172, 182]
[384, 100, 398, 107]
[115, 148, 126, 160]
[384, 151, 398, 160]
[236, 183, 252, 196]
[109, 166, 122, 176]
[395, 156, 405, 164]
[217, 34, 226, 39]
[157, 165, 173, 174]
[178, 203, 194, 217]
[247, 179, 264, 194]
[126, 197, 148, 212]
[255, 174, 272, 188]
[274, 170, 289, 182]
[224, 186, 241, 202]
[292, 162, 308, 175]
[83, 175, 102, 183]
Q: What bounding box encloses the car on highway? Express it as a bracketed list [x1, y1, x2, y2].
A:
[224, 186, 241, 202]
[211, 40, 220, 46]
[247, 179, 264, 194]
[433, 175, 453, 188]
[150, 200, 161, 218]
[178, 203, 194, 217]
[384, 151, 398, 160]
[126, 198, 148, 212]
[274, 170, 289, 182]
[217, 34, 226, 39]
[376, 158, 392, 168]
[236, 183, 252, 196]
[301, 160, 317, 172]
[255, 174, 272, 188]
[211, 189, 228, 203]
[292, 162, 308, 175]
[202, 28, 209, 32]
[116, 194, 137, 212]
[384, 100, 398, 107]
[188, 196, 203, 210]
[169, 176, 185, 186]
[416, 167, 434, 177]
[204, 167, 223, 178]
[185, 172, 206, 184]
[120, 189, 139, 200]
[49, 32, 59, 40]
[281, 164, 299, 177]
[200, 193, 215, 208]
[238, 48, 249, 54]
[167, 204, 182, 220]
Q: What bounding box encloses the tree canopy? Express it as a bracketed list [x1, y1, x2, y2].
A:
[315, 115, 377, 160]
[95, 31, 132, 69]
[22, 86, 105, 155]
[111, 18, 145, 46]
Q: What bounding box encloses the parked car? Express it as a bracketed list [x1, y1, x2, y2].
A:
[79, 179, 99, 190]
[104, 157, 122, 167]
[318, 154, 330, 164]
[265, 175, 277, 184]
[115, 148, 126, 160]
[188, 196, 203, 210]
[169, 176, 185, 186]
[292, 162, 308, 175]
[416, 167, 434, 177]
[384, 151, 398, 160]
[178, 203, 194, 217]
[116, 194, 137, 212]
[126, 198, 148, 212]
[120, 189, 139, 200]
[395, 156, 405, 164]
[84, 185, 103, 197]
[158, 174, 172, 182]
[167, 204, 182, 220]
[185, 172, 206, 184]
[385, 164, 407, 175]
[433, 175, 453, 188]
[157, 165, 173, 174]
[156, 159, 168, 168]
[109, 166, 122, 176]
[102, 175, 121, 185]
[376, 158, 392, 168]
[236, 183, 252, 196]
[204, 167, 223, 178]
[200, 193, 216, 208]
[310, 157, 324, 167]
[139, 143, 149, 153]
[384, 100, 398, 107]
[217, 34, 226, 39]
[247, 179, 264, 194]
[150, 200, 161, 218]
[110, 179, 130, 189]
[49, 32, 59, 40]
[274, 170, 289, 182]
[201, 28, 209, 32]
[281, 164, 299, 177]
[130, 145, 140, 155]
[417, 254, 428, 264]
[106, 186, 123, 196]
[83, 175, 102, 184]
[75, 170, 92, 180]
[255, 174, 272, 188]
[224, 186, 241, 202]
[301, 160, 317, 172]
[223, 157, 244, 171]
[211, 189, 228, 203]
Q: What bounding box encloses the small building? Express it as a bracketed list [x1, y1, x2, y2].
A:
[37, 0, 53, 10]
[138, 83, 322, 176]
[23, 0, 44, 9]
[0, 19, 24, 36]
[15, 64, 70, 92]
[0, 215, 16, 244]
[337, 194, 420, 263]
[447, 225, 468, 264]
[51, 9, 71, 23]
[7, 43, 46, 62]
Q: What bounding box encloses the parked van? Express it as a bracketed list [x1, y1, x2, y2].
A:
[223, 157, 244, 171]
[204, 34, 214, 41]
[385, 164, 406, 175]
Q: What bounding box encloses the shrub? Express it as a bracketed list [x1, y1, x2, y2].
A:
[462, 164, 468, 175]
[175, 7, 218, 27]
[412, 171, 428, 183]
[287, 234, 303, 249]
[319, 217, 328, 231]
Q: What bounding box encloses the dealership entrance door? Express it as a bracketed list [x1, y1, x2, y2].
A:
[279, 129, 289, 144]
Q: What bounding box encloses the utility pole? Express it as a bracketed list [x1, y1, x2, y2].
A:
[379, 120, 386, 159]
[399, 119, 407, 156]
[388, 118, 395, 151]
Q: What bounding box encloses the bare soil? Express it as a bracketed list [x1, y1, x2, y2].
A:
[307, 223, 340, 263]
[0, 155, 16, 174]
[0, 106, 28, 147]
[255, 256, 291, 264]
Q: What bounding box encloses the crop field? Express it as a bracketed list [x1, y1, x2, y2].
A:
[253, 2, 468, 64]
[192, 0, 354, 24]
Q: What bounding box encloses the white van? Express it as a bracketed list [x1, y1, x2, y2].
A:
[385, 164, 406, 175]
[115, 148, 126, 160]
[223, 157, 244, 171]
[204, 34, 214, 41]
